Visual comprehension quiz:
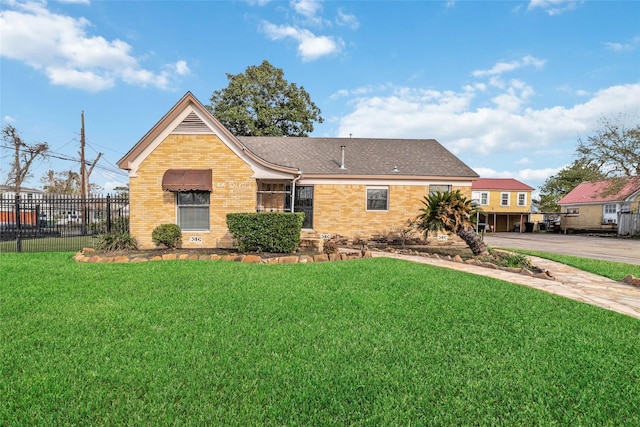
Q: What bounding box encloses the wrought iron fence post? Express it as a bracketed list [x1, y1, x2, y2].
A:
[106, 194, 111, 233]
[15, 195, 22, 252]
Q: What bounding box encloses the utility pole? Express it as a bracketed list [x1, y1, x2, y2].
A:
[78, 111, 102, 197]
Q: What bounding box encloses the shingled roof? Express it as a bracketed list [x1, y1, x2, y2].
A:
[558, 176, 640, 205]
[472, 178, 534, 191]
[238, 136, 478, 178]
[118, 92, 478, 181]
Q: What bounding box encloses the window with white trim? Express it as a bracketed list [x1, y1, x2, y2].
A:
[480, 192, 489, 205]
[500, 192, 510, 206]
[177, 191, 210, 230]
[366, 187, 388, 211]
[604, 204, 616, 214]
[517, 192, 527, 207]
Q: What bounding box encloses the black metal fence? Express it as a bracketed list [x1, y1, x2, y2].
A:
[0, 194, 129, 253]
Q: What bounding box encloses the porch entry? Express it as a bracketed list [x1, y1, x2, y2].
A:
[292, 185, 313, 229]
[256, 181, 314, 229]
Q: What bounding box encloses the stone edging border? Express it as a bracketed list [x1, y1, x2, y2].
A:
[374, 248, 556, 281]
[74, 247, 372, 264]
[74, 247, 640, 287]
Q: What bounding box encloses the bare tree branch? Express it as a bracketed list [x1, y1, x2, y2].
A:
[2, 125, 49, 193]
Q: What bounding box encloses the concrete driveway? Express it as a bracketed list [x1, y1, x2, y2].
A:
[482, 232, 640, 265]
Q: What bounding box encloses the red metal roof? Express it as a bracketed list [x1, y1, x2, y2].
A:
[472, 178, 534, 191]
[558, 176, 640, 205]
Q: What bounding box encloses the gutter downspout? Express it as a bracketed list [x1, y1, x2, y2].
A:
[290, 170, 303, 213]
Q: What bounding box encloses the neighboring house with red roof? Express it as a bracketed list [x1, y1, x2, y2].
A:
[471, 178, 535, 232]
[117, 92, 479, 249]
[557, 176, 640, 232]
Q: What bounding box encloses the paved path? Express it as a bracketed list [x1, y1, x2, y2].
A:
[371, 251, 640, 320]
[482, 232, 640, 265]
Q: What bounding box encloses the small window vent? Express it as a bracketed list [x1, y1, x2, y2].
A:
[172, 112, 212, 134]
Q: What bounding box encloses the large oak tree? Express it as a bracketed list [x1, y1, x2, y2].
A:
[207, 60, 323, 137]
[538, 160, 605, 212]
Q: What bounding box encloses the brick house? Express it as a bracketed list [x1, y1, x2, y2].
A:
[557, 176, 640, 232]
[471, 178, 535, 232]
[117, 92, 479, 249]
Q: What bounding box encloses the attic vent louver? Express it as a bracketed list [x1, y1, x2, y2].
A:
[171, 112, 212, 134]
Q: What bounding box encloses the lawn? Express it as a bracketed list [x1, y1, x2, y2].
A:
[508, 249, 640, 281]
[2, 253, 639, 425]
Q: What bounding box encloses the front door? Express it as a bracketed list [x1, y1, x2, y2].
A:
[294, 186, 313, 229]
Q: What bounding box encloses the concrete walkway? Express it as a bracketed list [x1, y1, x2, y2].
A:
[371, 251, 640, 320]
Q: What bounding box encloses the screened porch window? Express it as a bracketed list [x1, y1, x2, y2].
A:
[177, 191, 210, 231]
[256, 182, 291, 212]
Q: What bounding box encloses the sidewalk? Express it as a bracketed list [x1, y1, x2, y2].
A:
[371, 251, 640, 320]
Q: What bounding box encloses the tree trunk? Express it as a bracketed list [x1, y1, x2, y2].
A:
[457, 228, 489, 256]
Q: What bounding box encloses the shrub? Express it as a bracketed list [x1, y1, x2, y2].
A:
[323, 240, 338, 255]
[93, 233, 138, 251]
[89, 216, 129, 234]
[489, 250, 533, 269]
[503, 252, 533, 269]
[152, 224, 182, 249]
[226, 212, 304, 253]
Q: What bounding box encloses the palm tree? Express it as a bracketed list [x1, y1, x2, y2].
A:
[415, 190, 488, 256]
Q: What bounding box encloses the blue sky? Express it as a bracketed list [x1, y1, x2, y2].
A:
[1, 0, 639, 196]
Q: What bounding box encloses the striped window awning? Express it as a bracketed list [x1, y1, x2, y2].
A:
[162, 169, 212, 192]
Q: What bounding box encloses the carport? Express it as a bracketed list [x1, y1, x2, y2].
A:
[480, 211, 531, 233]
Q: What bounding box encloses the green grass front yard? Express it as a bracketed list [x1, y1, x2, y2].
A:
[2, 253, 639, 425]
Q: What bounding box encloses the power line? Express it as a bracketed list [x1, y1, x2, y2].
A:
[0, 144, 128, 177]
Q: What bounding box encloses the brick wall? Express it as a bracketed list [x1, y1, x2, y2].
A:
[130, 134, 256, 249]
[130, 133, 473, 249]
[312, 184, 471, 241]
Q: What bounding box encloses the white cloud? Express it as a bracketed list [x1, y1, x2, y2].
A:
[3, 115, 17, 123]
[261, 21, 343, 61]
[472, 166, 561, 187]
[0, 1, 189, 92]
[247, 0, 271, 5]
[472, 55, 546, 78]
[174, 60, 190, 76]
[256, 1, 356, 60]
[291, 0, 322, 19]
[603, 36, 640, 52]
[46, 66, 115, 91]
[329, 83, 392, 99]
[102, 180, 128, 193]
[335, 78, 640, 161]
[336, 8, 359, 30]
[490, 80, 535, 112]
[527, 0, 581, 16]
